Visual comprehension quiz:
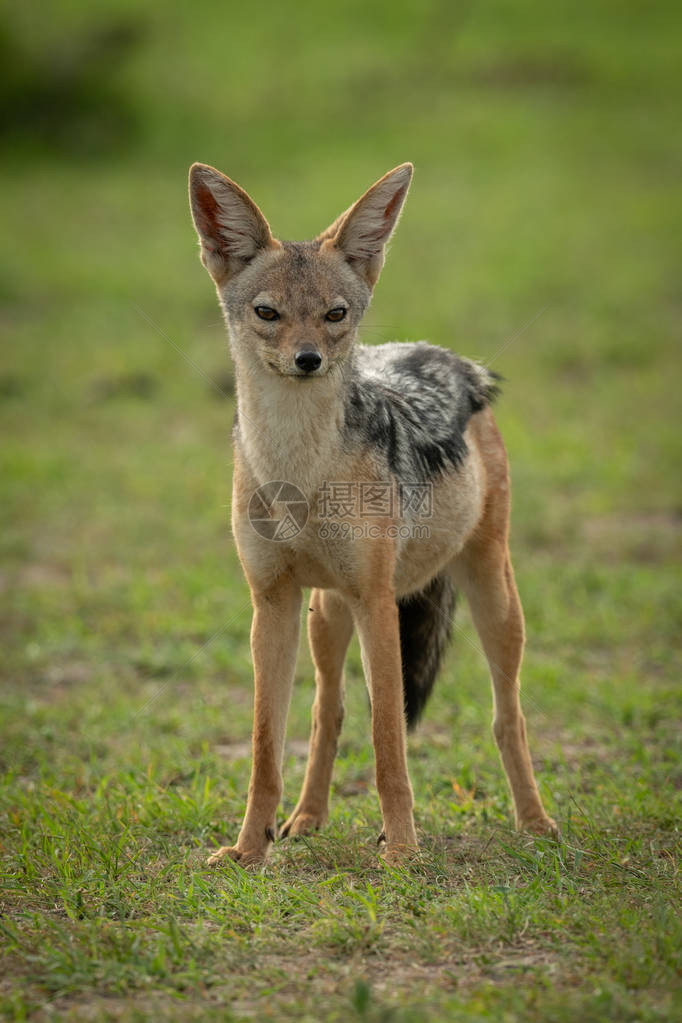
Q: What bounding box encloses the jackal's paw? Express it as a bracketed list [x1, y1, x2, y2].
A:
[520, 815, 560, 840]
[377, 832, 421, 868]
[381, 843, 422, 868]
[280, 810, 326, 839]
[206, 845, 267, 868]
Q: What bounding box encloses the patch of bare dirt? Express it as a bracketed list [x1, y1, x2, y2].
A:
[580, 510, 681, 563]
[0, 562, 71, 593]
[216, 738, 310, 761]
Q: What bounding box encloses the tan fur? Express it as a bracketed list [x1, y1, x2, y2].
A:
[452, 410, 552, 831]
[348, 535, 418, 859]
[189, 163, 556, 867]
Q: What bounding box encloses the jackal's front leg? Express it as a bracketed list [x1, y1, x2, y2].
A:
[352, 589, 418, 864]
[208, 577, 302, 866]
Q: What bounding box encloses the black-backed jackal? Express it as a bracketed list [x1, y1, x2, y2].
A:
[189, 162, 557, 866]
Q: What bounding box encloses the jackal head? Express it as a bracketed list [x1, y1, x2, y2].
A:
[188, 162, 412, 380]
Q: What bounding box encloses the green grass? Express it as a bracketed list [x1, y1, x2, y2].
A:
[1, 0, 681, 1019]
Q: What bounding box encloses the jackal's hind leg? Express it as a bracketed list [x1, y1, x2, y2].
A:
[454, 541, 557, 838]
[281, 589, 353, 838]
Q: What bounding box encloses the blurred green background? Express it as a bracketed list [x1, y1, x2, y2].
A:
[1, 1, 681, 1018]
[2, 0, 680, 666]
[2, 0, 678, 568]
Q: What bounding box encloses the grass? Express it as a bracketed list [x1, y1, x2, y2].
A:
[1, 0, 681, 1019]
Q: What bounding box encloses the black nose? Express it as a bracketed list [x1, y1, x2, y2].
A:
[294, 349, 322, 373]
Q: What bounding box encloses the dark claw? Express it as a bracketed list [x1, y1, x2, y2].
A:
[265, 826, 276, 843]
[377, 830, 386, 846]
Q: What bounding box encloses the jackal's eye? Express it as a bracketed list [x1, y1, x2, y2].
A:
[325, 307, 347, 323]
[254, 306, 279, 321]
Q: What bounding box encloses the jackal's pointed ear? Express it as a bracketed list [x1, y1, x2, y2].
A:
[189, 163, 279, 283]
[319, 163, 413, 288]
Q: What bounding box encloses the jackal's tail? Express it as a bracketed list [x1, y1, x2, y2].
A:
[398, 573, 456, 730]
